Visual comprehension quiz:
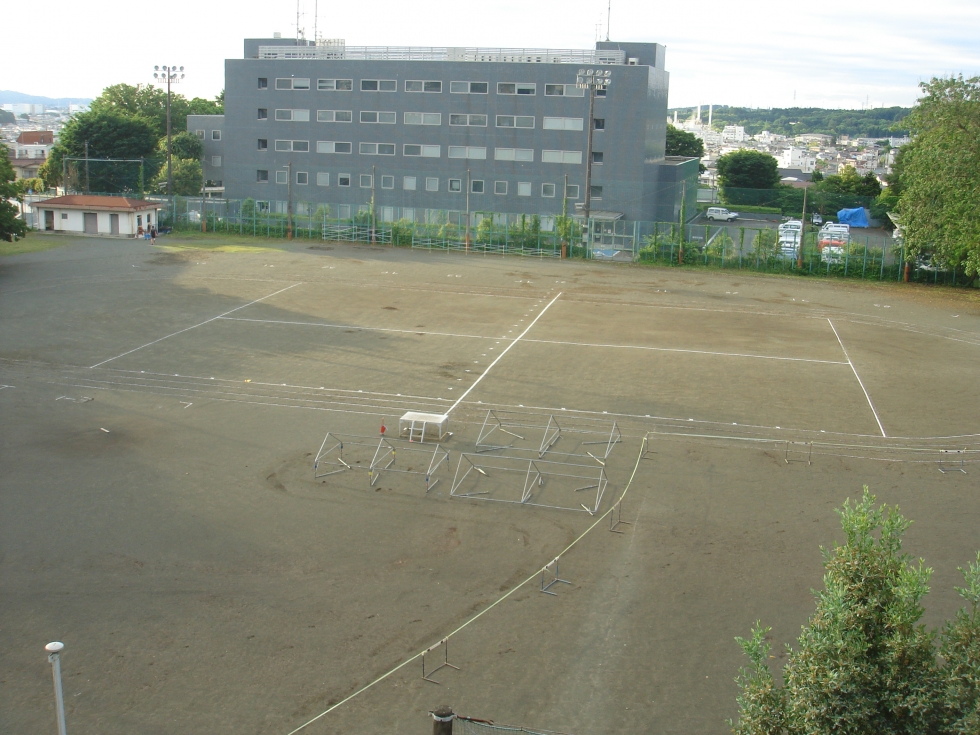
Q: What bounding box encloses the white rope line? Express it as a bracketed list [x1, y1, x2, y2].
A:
[828, 318, 887, 438]
[218, 316, 493, 341]
[284, 434, 649, 735]
[446, 292, 562, 415]
[88, 283, 303, 368]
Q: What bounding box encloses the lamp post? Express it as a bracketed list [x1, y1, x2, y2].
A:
[575, 68, 612, 251]
[45, 642, 67, 735]
[152, 65, 185, 197]
[283, 162, 293, 240]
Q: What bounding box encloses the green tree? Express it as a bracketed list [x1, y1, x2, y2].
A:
[898, 75, 980, 276]
[152, 158, 202, 196]
[44, 109, 158, 192]
[666, 125, 705, 157]
[0, 144, 29, 241]
[0, 109, 15, 125]
[818, 166, 881, 198]
[717, 150, 781, 206]
[186, 94, 224, 117]
[161, 131, 204, 161]
[731, 488, 980, 735]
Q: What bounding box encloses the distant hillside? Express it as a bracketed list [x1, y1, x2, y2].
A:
[0, 90, 93, 106]
[667, 106, 910, 138]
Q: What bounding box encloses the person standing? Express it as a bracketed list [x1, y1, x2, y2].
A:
[150, 226, 156, 245]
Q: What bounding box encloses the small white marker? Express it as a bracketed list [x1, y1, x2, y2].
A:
[100, 428, 110, 433]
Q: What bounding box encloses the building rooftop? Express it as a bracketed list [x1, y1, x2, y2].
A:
[36, 195, 161, 211]
[17, 130, 54, 145]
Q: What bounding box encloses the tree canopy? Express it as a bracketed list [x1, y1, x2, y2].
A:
[668, 106, 910, 138]
[666, 125, 705, 158]
[161, 131, 204, 161]
[0, 143, 29, 242]
[816, 166, 881, 198]
[897, 75, 980, 276]
[89, 83, 223, 138]
[731, 488, 980, 735]
[152, 158, 202, 196]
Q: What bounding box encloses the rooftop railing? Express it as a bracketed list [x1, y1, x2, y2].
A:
[256, 45, 627, 65]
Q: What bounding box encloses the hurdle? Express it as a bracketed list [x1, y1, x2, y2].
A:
[608, 498, 633, 533]
[313, 432, 362, 478]
[475, 409, 525, 452]
[939, 449, 967, 474]
[582, 421, 623, 460]
[450, 453, 609, 513]
[783, 440, 813, 465]
[540, 557, 571, 596]
[538, 415, 562, 457]
[421, 638, 459, 685]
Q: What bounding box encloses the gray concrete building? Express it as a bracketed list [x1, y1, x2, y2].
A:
[207, 37, 697, 223]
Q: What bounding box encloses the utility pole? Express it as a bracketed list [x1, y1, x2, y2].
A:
[798, 185, 808, 269]
[83, 140, 89, 193]
[370, 164, 376, 244]
[45, 642, 67, 735]
[153, 65, 185, 197]
[286, 162, 293, 240]
[465, 168, 471, 251]
[576, 68, 612, 256]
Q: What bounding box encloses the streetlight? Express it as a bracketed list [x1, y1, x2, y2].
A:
[45, 642, 67, 735]
[152, 65, 185, 197]
[575, 68, 612, 232]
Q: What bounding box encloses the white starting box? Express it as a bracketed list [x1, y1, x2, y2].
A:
[399, 412, 449, 442]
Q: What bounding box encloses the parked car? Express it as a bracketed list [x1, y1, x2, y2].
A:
[818, 223, 850, 248]
[811, 213, 823, 225]
[778, 220, 803, 245]
[706, 207, 739, 222]
[916, 253, 949, 272]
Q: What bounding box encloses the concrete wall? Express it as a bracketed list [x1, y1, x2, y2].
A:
[39, 208, 158, 236]
[189, 114, 226, 187]
[220, 42, 673, 221]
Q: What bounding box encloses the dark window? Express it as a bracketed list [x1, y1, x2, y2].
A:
[361, 80, 377, 91]
[471, 180, 484, 193]
[593, 118, 605, 130]
[257, 139, 268, 150]
[596, 88, 607, 98]
[257, 169, 269, 182]
[592, 151, 604, 164]
[590, 185, 603, 198]
[258, 77, 268, 89]
[257, 108, 268, 120]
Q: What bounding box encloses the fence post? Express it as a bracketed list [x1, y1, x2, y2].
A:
[431, 706, 455, 735]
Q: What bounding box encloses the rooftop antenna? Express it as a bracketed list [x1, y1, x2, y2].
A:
[295, 0, 305, 41]
[314, 0, 318, 43]
[606, 0, 611, 41]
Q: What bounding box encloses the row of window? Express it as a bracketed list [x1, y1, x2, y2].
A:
[266, 110, 596, 130]
[261, 78, 595, 97]
[257, 139, 589, 164]
[254, 169, 597, 198]
[194, 129, 222, 140]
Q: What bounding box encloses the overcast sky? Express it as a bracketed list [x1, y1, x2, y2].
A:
[3, 0, 978, 109]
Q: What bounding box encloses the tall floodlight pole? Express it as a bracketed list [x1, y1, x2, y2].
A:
[575, 68, 612, 252]
[45, 642, 67, 735]
[152, 65, 185, 196]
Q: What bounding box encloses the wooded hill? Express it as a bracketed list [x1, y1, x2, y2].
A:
[667, 106, 910, 138]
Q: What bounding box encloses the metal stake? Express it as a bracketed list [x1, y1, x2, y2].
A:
[46, 642, 67, 735]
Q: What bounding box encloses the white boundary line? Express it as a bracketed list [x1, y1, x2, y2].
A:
[447, 292, 561, 414]
[828, 318, 887, 437]
[88, 283, 302, 368]
[217, 316, 846, 364]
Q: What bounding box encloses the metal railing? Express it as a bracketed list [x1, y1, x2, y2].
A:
[257, 45, 626, 65]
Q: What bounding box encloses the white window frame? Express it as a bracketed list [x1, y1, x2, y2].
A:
[359, 174, 373, 188]
[496, 82, 536, 95]
[381, 175, 394, 189]
[317, 110, 352, 122]
[296, 171, 309, 185]
[211, 130, 221, 140]
[211, 155, 222, 167]
[359, 142, 396, 156]
[495, 115, 535, 129]
[275, 109, 310, 122]
[403, 176, 417, 191]
[592, 151, 604, 164]
[517, 181, 532, 197]
[544, 83, 585, 97]
[494, 147, 534, 162]
[316, 172, 330, 186]
[494, 181, 507, 195]
[448, 178, 462, 193]
[194, 129, 205, 139]
[404, 112, 442, 125]
[275, 140, 310, 152]
[316, 141, 352, 154]
[257, 138, 268, 150]
[565, 184, 580, 199]
[256, 169, 269, 183]
[338, 174, 351, 187]
[425, 177, 439, 191]
[448, 146, 488, 160]
[449, 113, 488, 127]
[403, 144, 441, 158]
[276, 170, 288, 184]
[359, 111, 396, 124]
[276, 78, 310, 90]
[590, 185, 603, 199]
[543, 117, 584, 131]
[541, 183, 556, 197]
[405, 80, 442, 93]
[541, 150, 583, 164]
[361, 79, 397, 92]
[471, 179, 485, 194]
[449, 81, 489, 94]
[317, 79, 353, 91]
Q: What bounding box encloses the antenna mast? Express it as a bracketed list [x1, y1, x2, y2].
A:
[606, 0, 611, 41]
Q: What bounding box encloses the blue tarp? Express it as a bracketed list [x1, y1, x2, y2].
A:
[837, 208, 869, 227]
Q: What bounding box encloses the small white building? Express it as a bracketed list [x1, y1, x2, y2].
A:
[777, 146, 817, 173]
[34, 195, 163, 237]
[722, 125, 746, 143]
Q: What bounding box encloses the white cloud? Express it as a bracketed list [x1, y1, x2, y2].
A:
[0, 0, 977, 109]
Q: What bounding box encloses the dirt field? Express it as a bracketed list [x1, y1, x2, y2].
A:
[2, 233, 979, 735]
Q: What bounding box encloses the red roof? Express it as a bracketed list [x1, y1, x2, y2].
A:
[16, 131, 54, 145]
[36, 195, 162, 211]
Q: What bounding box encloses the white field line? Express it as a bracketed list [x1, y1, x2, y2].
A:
[88, 283, 302, 368]
[218, 316, 490, 341]
[828, 318, 887, 437]
[447, 292, 562, 415]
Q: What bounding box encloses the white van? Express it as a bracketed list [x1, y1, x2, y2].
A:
[706, 207, 739, 222]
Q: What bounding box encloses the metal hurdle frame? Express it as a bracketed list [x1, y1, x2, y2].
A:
[421, 637, 459, 685]
[475, 409, 526, 452]
[314, 432, 363, 478]
[313, 431, 451, 490]
[582, 421, 622, 461]
[540, 557, 571, 595]
[783, 440, 813, 465]
[939, 449, 967, 474]
[449, 453, 609, 513]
